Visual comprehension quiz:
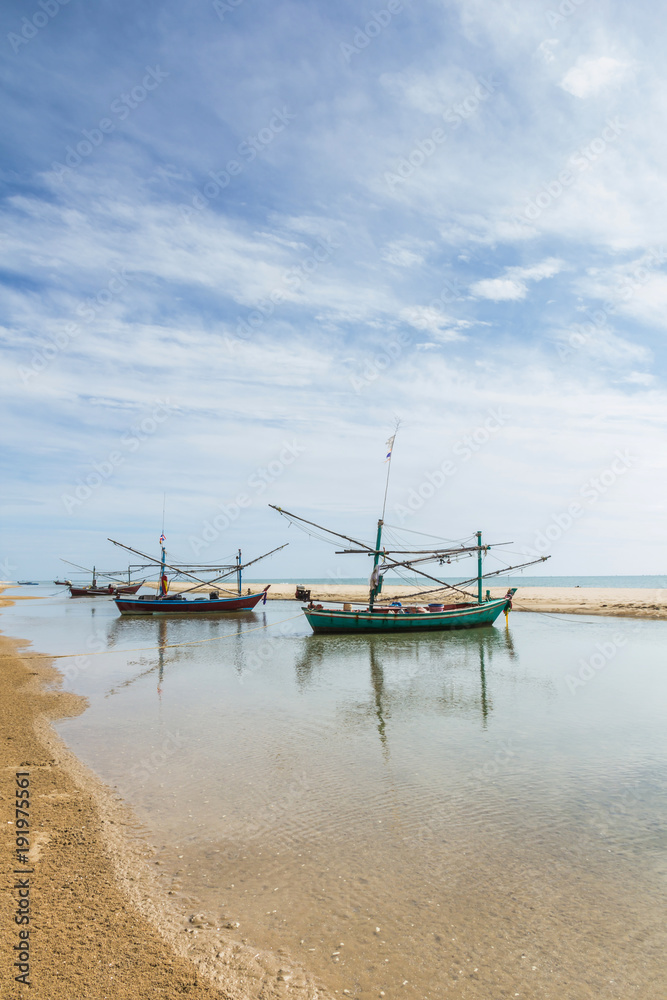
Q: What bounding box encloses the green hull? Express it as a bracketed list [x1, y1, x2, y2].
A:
[303, 598, 510, 634]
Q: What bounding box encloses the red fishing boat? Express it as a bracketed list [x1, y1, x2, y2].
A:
[108, 536, 287, 616]
[65, 564, 145, 597]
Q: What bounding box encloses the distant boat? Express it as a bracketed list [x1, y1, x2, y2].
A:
[108, 537, 287, 616]
[270, 431, 548, 635]
[54, 579, 72, 586]
[17, 580, 40, 586]
[69, 580, 144, 598]
[67, 566, 145, 598]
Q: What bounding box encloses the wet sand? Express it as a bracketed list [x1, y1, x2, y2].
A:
[0, 587, 333, 1000]
[148, 581, 667, 619]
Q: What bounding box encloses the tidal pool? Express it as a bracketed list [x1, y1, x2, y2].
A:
[4, 589, 666, 998]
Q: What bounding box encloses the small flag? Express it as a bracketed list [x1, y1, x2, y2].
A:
[384, 435, 395, 462]
[159, 532, 166, 544]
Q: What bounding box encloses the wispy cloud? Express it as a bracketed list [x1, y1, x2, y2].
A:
[0, 0, 664, 576]
[470, 258, 565, 301]
[560, 57, 630, 99]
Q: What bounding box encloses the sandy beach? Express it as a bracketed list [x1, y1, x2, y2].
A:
[0, 586, 333, 1000]
[150, 581, 667, 620]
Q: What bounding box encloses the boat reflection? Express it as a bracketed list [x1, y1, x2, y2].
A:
[104, 610, 263, 698]
[294, 623, 518, 735]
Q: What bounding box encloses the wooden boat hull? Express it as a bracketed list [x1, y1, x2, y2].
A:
[69, 586, 115, 597]
[114, 588, 269, 616]
[302, 598, 510, 634]
[69, 582, 144, 597]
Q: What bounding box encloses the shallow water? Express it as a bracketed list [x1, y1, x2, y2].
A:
[3, 588, 666, 998]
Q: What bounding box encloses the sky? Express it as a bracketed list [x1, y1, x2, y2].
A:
[1, 0, 666, 582]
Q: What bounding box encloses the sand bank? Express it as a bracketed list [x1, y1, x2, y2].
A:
[0, 587, 334, 1000]
[148, 582, 667, 620]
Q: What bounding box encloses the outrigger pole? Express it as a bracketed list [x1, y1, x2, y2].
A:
[108, 539, 288, 595]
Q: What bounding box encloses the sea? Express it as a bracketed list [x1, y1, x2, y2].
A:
[2, 585, 666, 999]
[245, 575, 667, 589]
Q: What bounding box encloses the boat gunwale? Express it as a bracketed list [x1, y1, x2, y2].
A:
[113, 588, 268, 615]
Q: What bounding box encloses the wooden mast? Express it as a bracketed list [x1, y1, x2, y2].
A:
[369, 426, 398, 610]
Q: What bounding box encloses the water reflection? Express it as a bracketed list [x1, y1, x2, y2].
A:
[105, 610, 266, 698]
[295, 624, 520, 750]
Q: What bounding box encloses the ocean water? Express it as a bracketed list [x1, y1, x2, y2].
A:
[16, 575, 667, 589]
[251, 576, 667, 588]
[2, 588, 666, 999]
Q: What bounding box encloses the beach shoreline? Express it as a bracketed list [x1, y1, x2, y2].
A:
[0, 587, 333, 1000]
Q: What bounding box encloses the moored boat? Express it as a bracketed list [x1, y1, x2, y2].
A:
[271, 430, 548, 636]
[114, 587, 269, 616]
[67, 565, 145, 597]
[302, 592, 517, 634]
[69, 580, 144, 598]
[108, 536, 286, 616]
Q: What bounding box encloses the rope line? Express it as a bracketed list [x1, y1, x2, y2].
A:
[2, 613, 306, 661]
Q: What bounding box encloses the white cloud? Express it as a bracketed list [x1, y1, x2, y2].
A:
[380, 240, 429, 268]
[399, 306, 466, 339]
[470, 258, 564, 301]
[470, 277, 527, 301]
[559, 57, 629, 99]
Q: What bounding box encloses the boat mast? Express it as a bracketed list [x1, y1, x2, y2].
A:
[237, 548, 242, 595]
[370, 427, 398, 610]
[368, 519, 384, 610]
[476, 530, 483, 604]
[159, 544, 167, 597]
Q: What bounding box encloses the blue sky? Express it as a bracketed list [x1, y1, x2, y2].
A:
[1, 0, 665, 581]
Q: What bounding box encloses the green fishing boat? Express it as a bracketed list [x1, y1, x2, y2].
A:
[271, 431, 548, 635]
